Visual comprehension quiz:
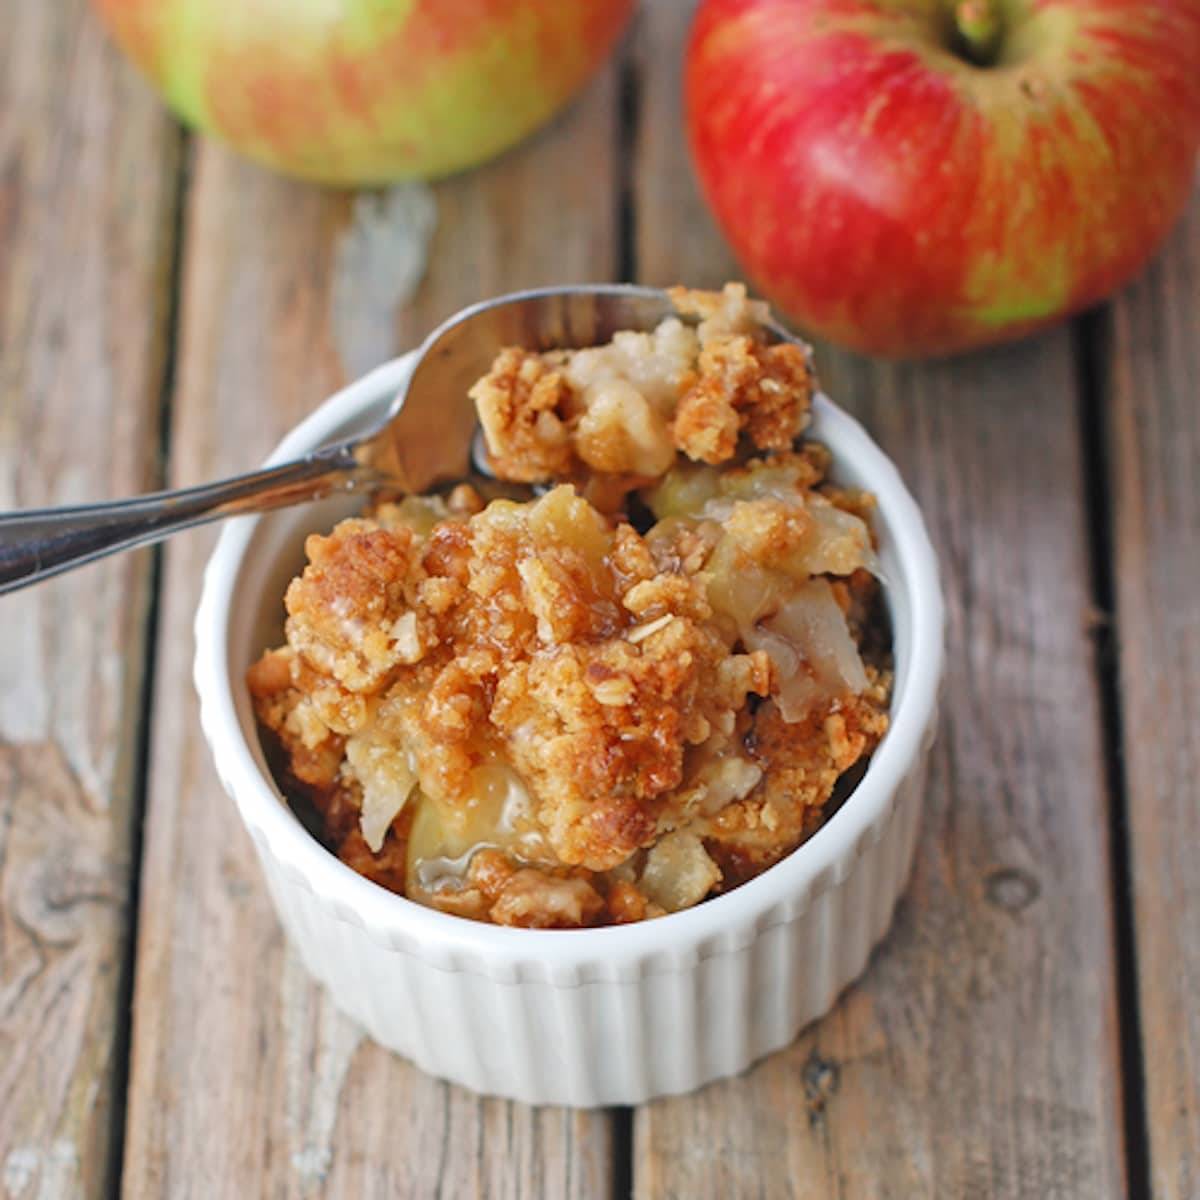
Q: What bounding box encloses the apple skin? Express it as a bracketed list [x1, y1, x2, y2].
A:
[91, 0, 634, 185]
[686, 0, 1200, 356]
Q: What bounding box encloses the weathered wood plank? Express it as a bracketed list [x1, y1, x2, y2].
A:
[1106, 187, 1200, 1200]
[629, 0, 738, 289]
[632, 3, 1125, 1196]
[121, 70, 621, 1198]
[0, 3, 180, 1195]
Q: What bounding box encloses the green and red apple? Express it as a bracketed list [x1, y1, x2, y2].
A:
[92, 0, 635, 185]
[686, 0, 1200, 356]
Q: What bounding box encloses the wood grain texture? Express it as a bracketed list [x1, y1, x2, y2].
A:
[0, 2, 180, 1195]
[631, 4, 1125, 1196]
[1106, 188, 1200, 1200]
[629, 0, 738, 290]
[120, 68, 620, 1199]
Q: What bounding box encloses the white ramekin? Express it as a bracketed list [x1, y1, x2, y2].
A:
[194, 353, 944, 1107]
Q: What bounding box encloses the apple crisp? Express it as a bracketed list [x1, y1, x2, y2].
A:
[248, 284, 891, 928]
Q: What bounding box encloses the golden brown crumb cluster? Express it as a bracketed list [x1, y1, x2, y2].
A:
[471, 283, 814, 488]
[248, 285, 890, 928]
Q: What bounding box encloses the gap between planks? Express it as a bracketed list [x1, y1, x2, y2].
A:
[106, 128, 193, 1200]
[1072, 308, 1152, 1200]
[1099, 189, 1200, 1200]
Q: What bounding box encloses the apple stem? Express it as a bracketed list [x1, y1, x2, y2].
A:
[952, 0, 1003, 66]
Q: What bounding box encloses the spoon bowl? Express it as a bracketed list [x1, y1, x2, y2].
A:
[364, 285, 681, 492]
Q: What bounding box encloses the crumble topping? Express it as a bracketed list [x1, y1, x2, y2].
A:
[471, 283, 814, 488]
[248, 284, 891, 928]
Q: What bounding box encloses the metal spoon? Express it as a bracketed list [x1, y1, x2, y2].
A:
[0, 284, 797, 594]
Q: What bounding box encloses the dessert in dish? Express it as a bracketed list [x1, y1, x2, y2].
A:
[248, 285, 892, 928]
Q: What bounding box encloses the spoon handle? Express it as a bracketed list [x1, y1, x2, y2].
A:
[0, 443, 367, 595]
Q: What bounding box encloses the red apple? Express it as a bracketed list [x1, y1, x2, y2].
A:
[686, 0, 1200, 356]
[91, 0, 634, 185]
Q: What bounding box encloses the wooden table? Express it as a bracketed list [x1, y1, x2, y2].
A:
[3, 3, 1197, 1196]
